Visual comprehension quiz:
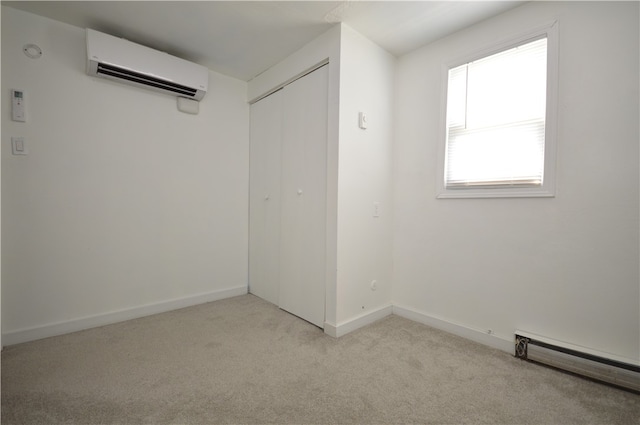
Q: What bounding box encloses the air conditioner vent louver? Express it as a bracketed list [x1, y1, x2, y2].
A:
[96, 63, 198, 98]
[86, 29, 208, 101]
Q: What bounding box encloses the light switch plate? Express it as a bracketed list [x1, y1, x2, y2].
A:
[373, 201, 380, 218]
[11, 137, 28, 155]
[359, 111, 368, 129]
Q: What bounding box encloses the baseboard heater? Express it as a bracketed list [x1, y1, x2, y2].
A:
[515, 331, 639, 392]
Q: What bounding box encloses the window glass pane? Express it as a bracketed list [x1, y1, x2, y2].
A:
[446, 120, 545, 186]
[466, 38, 547, 128]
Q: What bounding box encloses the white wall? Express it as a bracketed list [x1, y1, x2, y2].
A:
[1, 7, 250, 345]
[393, 1, 639, 363]
[335, 26, 395, 328]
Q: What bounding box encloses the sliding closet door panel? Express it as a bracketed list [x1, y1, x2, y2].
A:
[249, 90, 283, 305]
[279, 65, 328, 328]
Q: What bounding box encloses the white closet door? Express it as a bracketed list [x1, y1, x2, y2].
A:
[249, 90, 283, 305]
[279, 65, 328, 328]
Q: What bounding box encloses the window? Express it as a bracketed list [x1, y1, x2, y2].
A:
[437, 23, 558, 198]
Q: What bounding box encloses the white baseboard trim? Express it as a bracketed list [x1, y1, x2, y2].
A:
[3, 293, 518, 354]
[392, 303, 514, 354]
[324, 304, 393, 338]
[2, 285, 248, 346]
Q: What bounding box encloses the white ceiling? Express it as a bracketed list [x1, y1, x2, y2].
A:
[3, 1, 524, 81]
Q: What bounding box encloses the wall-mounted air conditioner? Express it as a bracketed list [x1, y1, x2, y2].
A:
[86, 29, 208, 101]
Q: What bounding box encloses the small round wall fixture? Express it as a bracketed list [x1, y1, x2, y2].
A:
[23, 44, 42, 59]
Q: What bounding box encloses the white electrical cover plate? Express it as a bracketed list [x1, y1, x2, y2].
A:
[358, 111, 367, 129]
[11, 137, 28, 155]
[177, 97, 199, 115]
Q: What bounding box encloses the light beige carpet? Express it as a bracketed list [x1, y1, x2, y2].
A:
[2, 294, 638, 424]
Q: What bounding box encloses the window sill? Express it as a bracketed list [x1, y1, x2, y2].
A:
[436, 187, 555, 199]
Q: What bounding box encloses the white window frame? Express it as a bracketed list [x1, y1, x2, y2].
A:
[436, 22, 559, 199]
